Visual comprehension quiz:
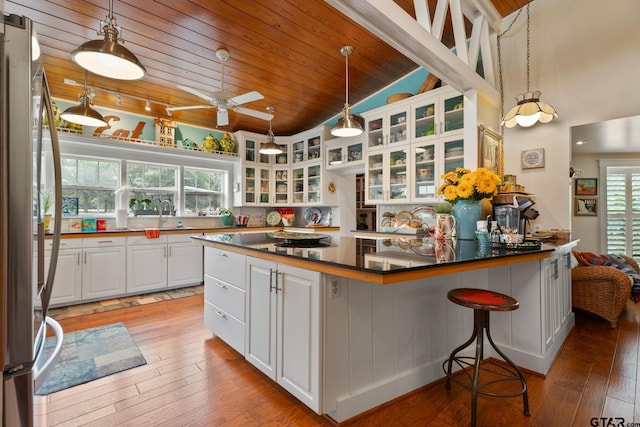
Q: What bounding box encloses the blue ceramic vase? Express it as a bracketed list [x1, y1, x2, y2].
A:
[453, 200, 482, 240]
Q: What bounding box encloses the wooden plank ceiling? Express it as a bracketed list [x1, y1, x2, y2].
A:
[5, 0, 529, 136]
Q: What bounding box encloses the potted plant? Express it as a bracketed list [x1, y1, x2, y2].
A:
[218, 208, 234, 226]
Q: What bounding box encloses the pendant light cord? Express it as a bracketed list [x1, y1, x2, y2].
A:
[497, 3, 526, 124]
[344, 49, 350, 106]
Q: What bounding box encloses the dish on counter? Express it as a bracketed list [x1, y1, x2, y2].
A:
[411, 206, 437, 235]
[266, 211, 282, 226]
[304, 207, 323, 225]
[395, 210, 413, 225]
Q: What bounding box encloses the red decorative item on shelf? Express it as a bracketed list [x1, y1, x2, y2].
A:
[275, 208, 295, 226]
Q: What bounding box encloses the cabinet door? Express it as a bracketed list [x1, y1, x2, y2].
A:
[45, 249, 82, 306]
[541, 256, 558, 352]
[245, 257, 278, 380]
[365, 151, 384, 203]
[127, 244, 168, 293]
[277, 264, 321, 412]
[258, 167, 272, 205]
[306, 163, 321, 204]
[413, 141, 437, 201]
[83, 246, 126, 300]
[274, 167, 290, 205]
[442, 137, 465, 174]
[244, 166, 257, 205]
[292, 166, 305, 204]
[387, 147, 409, 202]
[168, 242, 203, 286]
[441, 93, 464, 134]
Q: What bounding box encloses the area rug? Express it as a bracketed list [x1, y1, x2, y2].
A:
[36, 322, 147, 395]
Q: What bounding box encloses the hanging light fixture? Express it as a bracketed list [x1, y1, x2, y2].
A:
[331, 46, 364, 137]
[259, 106, 283, 155]
[501, 2, 557, 128]
[145, 100, 151, 111]
[71, 0, 146, 80]
[60, 71, 107, 127]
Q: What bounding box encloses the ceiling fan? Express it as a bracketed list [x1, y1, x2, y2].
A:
[166, 48, 273, 126]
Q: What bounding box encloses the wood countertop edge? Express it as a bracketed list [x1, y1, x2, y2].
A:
[51, 226, 340, 239]
[194, 239, 554, 285]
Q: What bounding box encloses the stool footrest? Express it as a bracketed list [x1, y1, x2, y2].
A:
[443, 356, 528, 399]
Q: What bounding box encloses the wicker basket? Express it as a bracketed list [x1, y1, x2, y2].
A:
[571, 254, 639, 328]
[386, 93, 412, 104]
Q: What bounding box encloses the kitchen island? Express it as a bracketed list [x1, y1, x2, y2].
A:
[192, 232, 577, 423]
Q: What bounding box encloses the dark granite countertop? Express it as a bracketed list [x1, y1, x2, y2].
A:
[193, 232, 558, 284]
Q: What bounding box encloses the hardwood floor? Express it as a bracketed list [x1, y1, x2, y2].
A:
[36, 294, 640, 426]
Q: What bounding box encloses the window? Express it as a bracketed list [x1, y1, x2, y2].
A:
[603, 164, 640, 257]
[127, 162, 178, 208]
[61, 156, 119, 215]
[184, 167, 225, 215]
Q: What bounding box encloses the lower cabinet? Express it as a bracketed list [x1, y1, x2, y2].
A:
[542, 244, 574, 353]
[127, 234, 203, 294]
[203, 247, 246, 355]
[245, 256, 321, 413]
[43, 239, 83, 306]
[82, 237, 127, 300]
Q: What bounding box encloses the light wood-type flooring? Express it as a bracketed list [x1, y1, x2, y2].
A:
[35, 294, 640, 426]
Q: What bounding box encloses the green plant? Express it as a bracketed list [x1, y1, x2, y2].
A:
[218, 208, 233, 216]
[433, 203, 452, 214]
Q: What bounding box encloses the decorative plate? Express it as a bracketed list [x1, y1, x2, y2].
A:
[395, 210, 413, 225]
[411, 206, 437, 235]
[266, 211, 281, 226]
[381, 217, 393, 227]
[304, 208, 323, 225]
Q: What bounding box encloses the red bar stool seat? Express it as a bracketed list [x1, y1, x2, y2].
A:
[443, 288, 530, 427]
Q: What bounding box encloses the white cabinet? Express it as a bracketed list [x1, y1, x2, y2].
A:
[411, 88, 464, 141]
[364, 145, 410, 204]
[167, 234, 204, 287]
[245, 256, 321, 413]
[82, 237, 127, 300]
[203, 247, 247, 355]
[127, 235, 169, 293]
[43, 239, 83, 306]
[542, 244, 575, 353]
[290, 128, 323, 164]
[325, 135, 364, 173]
[127, 234, 203, 294]
[363, 104, 410, 150]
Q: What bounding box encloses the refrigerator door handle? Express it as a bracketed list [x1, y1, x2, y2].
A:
[38, 71, 62, 317]
[32, 316, 64, 392]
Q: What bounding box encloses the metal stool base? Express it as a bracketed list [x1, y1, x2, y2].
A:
[443, 308, 530, 427]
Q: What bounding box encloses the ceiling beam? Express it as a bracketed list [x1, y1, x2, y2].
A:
[324, 0, 500, 104]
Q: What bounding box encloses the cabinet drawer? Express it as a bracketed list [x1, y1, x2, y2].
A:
[204, 248, 246, 288]
[204, 300, 245, 355]
[83, 236, 126, 248]
[47, 238, 82, 251]
[204, 274, 245, 321]
[127, 235, 168, 245]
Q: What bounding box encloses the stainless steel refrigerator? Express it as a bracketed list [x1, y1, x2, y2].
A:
[1, 14, 64, 426]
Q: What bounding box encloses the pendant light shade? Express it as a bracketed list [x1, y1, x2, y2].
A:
[259, 106, 282, 155]
[60, 73, 107, 127]
[331, 46, 364, 137]
[71, 0, 146, 80]
[500, 3, 557, 128]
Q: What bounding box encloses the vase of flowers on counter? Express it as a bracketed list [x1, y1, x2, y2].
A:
[437, 167, 501, 240]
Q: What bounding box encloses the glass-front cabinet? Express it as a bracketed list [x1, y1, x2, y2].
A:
[242, 166, 272, 206]
[364, 104, 410, 150]
[443, 137, 464, 174]
[365, 146, 409, 204]
[412, 89, 464, 142]
[291, 128, 323, 164]
[413, 141, 437, 202]
[292, 166, 305, 204]
[273, 166, 289, 205]
[325, 135, 364, 171]
[306, 164, 322, 204]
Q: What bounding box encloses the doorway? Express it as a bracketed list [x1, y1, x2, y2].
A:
[356, 174, 376, 230]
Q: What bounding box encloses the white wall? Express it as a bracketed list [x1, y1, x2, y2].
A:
[499, 0, 640, 247]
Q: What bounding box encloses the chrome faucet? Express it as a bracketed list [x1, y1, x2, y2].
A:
[158, 199, 172, 228]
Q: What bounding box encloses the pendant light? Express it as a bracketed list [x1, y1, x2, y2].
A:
[71, 0, 146, 80]
[60, 72, 107, 127]
[259, 106, 283, 155]
[331, 46, 364, 137]
[500, 2, 557, 128]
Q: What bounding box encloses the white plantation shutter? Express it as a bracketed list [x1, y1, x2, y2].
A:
[603, 165, 640, 257]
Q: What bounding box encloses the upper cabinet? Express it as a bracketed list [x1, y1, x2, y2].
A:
[412, 88, 464, 143]
[324, 135, 364, 173]
[363, 104, 410, 150]
[291, 128, 323, 164]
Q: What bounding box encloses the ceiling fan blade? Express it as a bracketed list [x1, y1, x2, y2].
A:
[233, 106, 273, 121]
[177, 85, 216, 103]
[228, 91, 263, 107]
[166, 105, 215, 112]
[217, 109, 229, 126]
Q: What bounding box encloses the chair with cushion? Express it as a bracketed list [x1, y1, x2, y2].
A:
[571, 252, 639, 328]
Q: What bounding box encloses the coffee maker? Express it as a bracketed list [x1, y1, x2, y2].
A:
[492, 194, 539, 236]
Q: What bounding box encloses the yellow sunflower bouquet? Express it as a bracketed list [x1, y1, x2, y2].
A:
[437, 167, 501, 203]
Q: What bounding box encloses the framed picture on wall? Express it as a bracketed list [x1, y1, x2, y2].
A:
[575, 178, 598, 195]
[478, 125, 503, 177]
[574, 197, 598, 216]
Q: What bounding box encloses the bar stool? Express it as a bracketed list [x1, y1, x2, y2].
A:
[443, 288, 530, 427]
